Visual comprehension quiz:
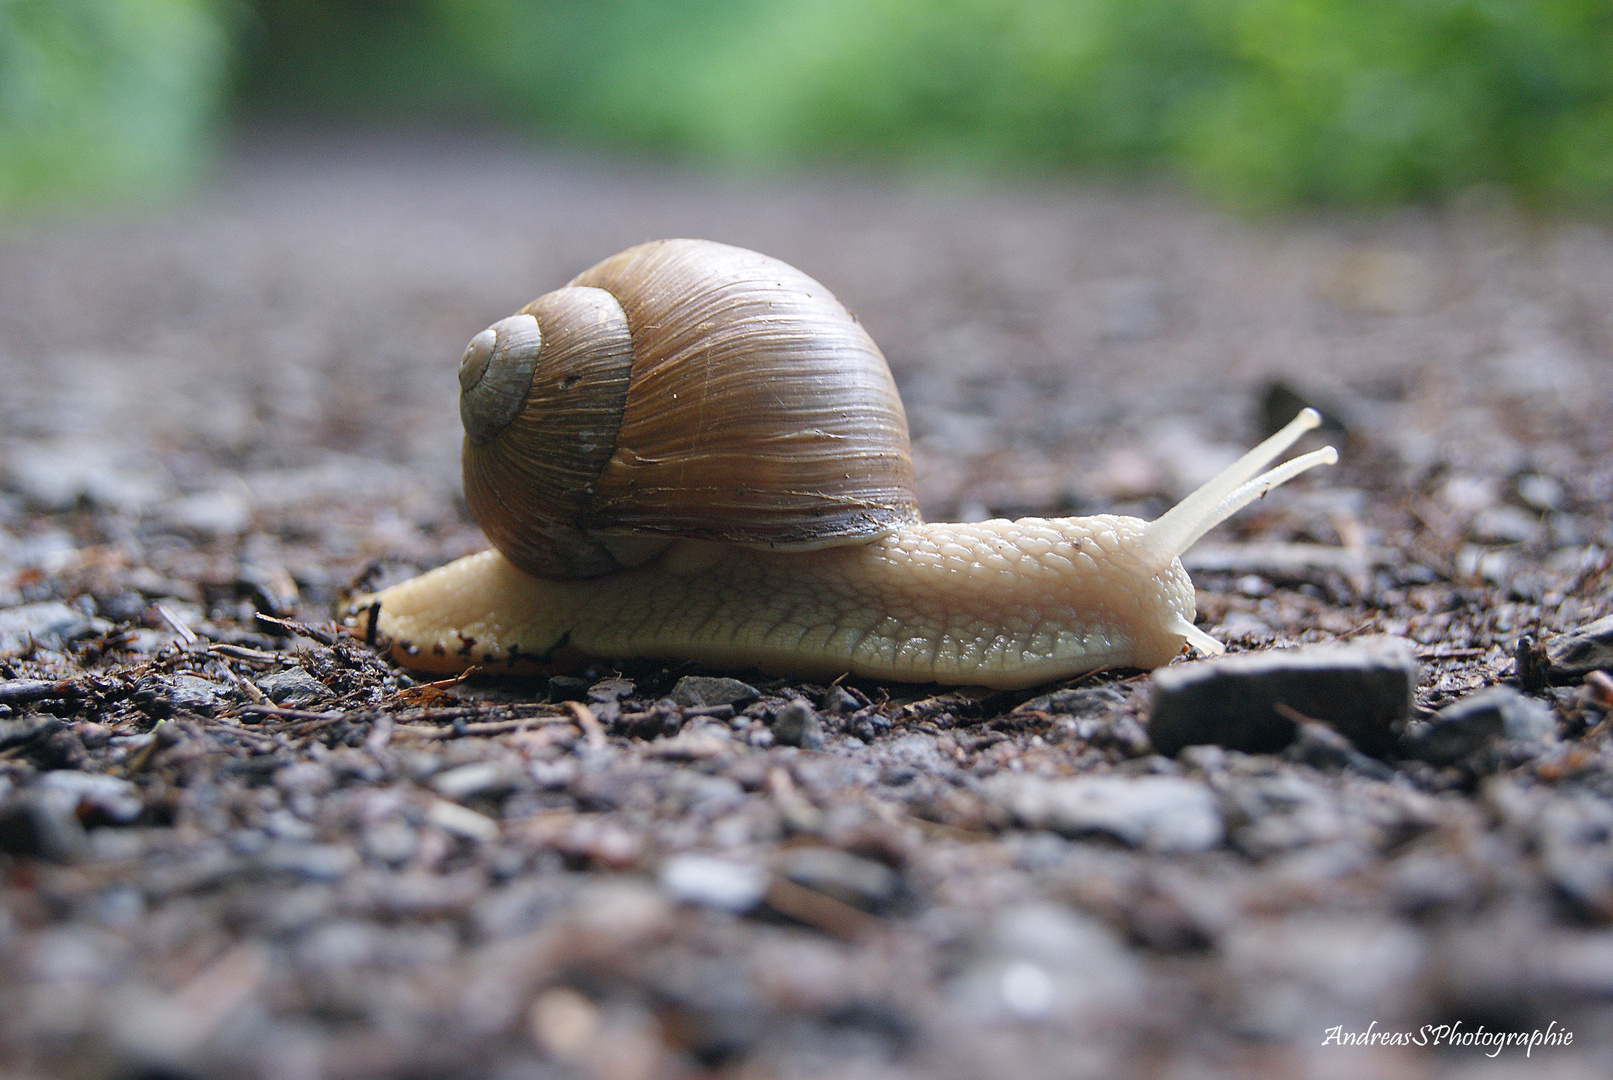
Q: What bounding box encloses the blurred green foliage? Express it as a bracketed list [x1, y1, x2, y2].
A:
[5, 0, 1613, 211]
[0, 0, 233, 211]
[432, 0, 1613, 207]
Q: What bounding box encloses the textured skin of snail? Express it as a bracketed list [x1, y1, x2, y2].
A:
[358, 409, 1336, 691]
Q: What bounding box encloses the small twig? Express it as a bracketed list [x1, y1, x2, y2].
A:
[618, 703, 735, 724]
[208, 643, 283, 665]
[566, 700, 606, 749]
[1271, 701, 1322, 726]
[155, 604, 199, 646]
[391, 715, 571, 740]
[0, 678, 84, 706]
[288, 716, 344, 737]
[233, 704, 346, 723]
[254, 613, 337, 646]
[764, 877, 882, 941]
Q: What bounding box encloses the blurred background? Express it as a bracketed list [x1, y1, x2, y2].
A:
[4, 0, 1613, 214]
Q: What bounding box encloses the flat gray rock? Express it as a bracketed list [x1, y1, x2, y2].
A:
[770, 699, 825, 749]
[0, 601, 99, 656]
[1546, 615, 1613, 679]
[1147, 637, 1419, 758]
[988, 773, 1224, 853]
[256, 667, 334, 708]
[1403, 685, 1558, 767]
[670, 675, 761, 708]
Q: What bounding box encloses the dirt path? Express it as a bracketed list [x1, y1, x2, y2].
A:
[1, 130, 1610, 1079]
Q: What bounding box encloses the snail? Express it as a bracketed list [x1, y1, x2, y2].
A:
[350, 238, 1336, 690]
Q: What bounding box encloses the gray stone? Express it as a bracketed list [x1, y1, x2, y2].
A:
[546, 675, 590, 702]
[1545, 614, 1613, 679]
[1148, 636, 1418, 758]
[1403, 685, 1558, 767]
[37, 771, 143, 823]
[0, 713, 61, 750]
[168, 674, 226, 714]
[133, 674, 227, 716]
[770, 699, 824, 749]
[659, 853, 770, 913]
[1535, 792, 1613, 920]
[0, 601, 99, 656]
[256, 841, 362, 882]
[1016, 685, 1127, 718]
[430, 761, 519, 801]
[1282, 720, 1398, 779]
[669, 675, 761, 708]
[256, 667, 334, 707]
[966, 903, 1141, 1021]
[989, 773, 1224, 853]
[0, 792, 90, 862]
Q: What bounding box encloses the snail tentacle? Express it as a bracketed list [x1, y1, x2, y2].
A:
[1142, 407, 1336, 562]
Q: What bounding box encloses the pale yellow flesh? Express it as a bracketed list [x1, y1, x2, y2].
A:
[362, 516, 1200, 690]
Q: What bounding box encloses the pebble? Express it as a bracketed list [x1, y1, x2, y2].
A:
[0, 713, 61, 750]
[430, 761, 519, 801]
[1147, 636, 1418, 758]
[0, 601, 101, 656]
[669, 675, 761, 708]
[256, 841, 361, 882]
[988, 773, 1224, 853]
[1015, 685, 1127, 718]
[1516, 473, 1564, 511]
[6, 439, 167, 512]
[529, 986, 601, 1063]
[37, 771, 144, 823]
[1537, 794, 1613, 919]
[1545, 614, 1613, 680]
[1281, 720, 1399, 779]
[256, 668, 334, 708]
[1401, 685, 1558, 767]
[953, 902, 1140, 1023]
[659, 853, 771, 913]
[170, 675, 227, 714]
[160, 487, 252, 536]
[771, 699, 825, 749]
[425, 799, 500, 843]
[361, 820, 418, 866]
[133, 674, 228, 717]
[0, 791, 90, 862]
[546, 675, 590, 702]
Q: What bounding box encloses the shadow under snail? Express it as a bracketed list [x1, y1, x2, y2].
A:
[350, 238, 1336, 690]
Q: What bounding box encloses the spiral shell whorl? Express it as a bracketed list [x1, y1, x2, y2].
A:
[458, 315, 542, 446]
[462, 287, 636, 579]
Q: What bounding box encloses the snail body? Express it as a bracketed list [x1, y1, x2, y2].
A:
[357, 239, 1336, 690]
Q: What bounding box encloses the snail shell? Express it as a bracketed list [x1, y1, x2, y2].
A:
[459, 239, 920, 579]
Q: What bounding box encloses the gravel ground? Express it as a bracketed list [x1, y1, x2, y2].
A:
[1, 129, 1611, 1080]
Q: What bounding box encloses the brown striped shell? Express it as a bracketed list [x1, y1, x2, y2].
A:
[457, 239, 921, 580]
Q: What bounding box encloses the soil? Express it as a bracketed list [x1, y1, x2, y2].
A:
[1, 129, 1611, 1080]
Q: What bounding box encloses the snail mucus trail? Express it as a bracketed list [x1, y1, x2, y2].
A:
[349, 239, 1337, 690]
